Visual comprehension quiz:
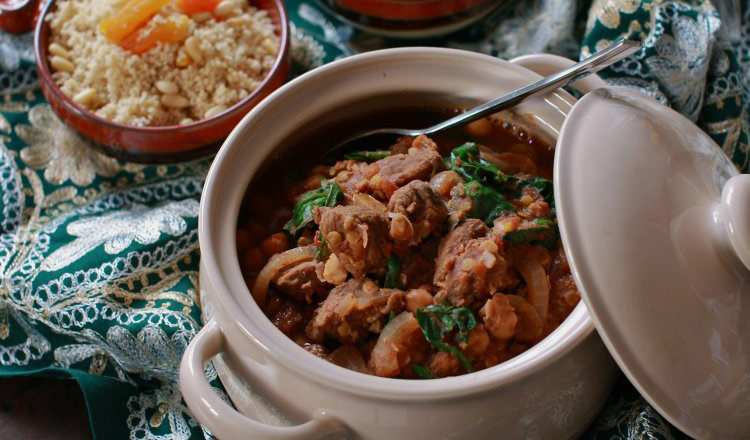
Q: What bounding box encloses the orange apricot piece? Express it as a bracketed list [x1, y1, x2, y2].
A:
[176, 0, 222, 15]
[100, 0, 171, 44]
[119, 15, 190, 55]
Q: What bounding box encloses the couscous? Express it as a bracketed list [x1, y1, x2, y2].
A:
[47, 0, 279, 126]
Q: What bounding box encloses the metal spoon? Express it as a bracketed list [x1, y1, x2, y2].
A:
[329, 39, 642, 157]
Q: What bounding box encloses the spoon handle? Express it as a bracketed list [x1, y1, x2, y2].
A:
[422, 39, 642, 135]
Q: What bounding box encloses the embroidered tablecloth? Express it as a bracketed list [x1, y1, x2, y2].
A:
[1, 0, 744, 438]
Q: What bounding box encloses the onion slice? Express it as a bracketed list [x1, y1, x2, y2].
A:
[351, 193, 387, 213]
[507, 294, 543, 343]
[252, 245, 316, 307]
[478, 145, 537, 175]
[516, 257, 550, 321]
[369, 311, 420, 377]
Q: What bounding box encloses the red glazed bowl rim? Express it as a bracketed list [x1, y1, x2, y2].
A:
[33, 0, 290, 140]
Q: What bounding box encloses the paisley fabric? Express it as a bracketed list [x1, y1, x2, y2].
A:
[0, 0, 746, 438]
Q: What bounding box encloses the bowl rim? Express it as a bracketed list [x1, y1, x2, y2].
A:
[33, 0, 290, 133]
[200, 47, 596, 400]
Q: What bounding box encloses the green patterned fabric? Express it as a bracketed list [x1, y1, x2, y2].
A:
[0, 0, 745, 438]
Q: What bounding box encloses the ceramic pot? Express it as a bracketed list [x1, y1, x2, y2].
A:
[180, 48, 620, 440]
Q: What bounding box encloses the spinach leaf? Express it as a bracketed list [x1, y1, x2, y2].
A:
[463, 181, 515, 225]
[283, 181, 343, 240]
[384, 254, 402, 289]
[504, 217, 558, 249]
[412, 364, 435, 379]
[447, 142, 513, 188]
[315, 230, 328, 261]
[415, 304, 477, 372]
[343, 150, 391, 162]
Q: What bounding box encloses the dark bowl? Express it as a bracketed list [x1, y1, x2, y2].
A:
[34, 0, 290, 163]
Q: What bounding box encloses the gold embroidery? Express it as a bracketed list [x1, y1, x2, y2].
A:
[16, 104, 120, 187]
[0, 306, 8, 340]
[587, 0, 642, 30]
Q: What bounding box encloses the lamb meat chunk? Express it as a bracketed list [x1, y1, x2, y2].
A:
[273, 260, 331, 303]
[365, 135, 443, 198]
[446, 182, 475, 225]
[401, 251, 436, 289]
[410, 134, 440, 154]
[332, 160, 369, 195]
[334, 136, 442, 200]
[433, 219, 488, 284]
[315, 205, 390, 278]
[437, 236, 517, 306]
[306, 279, 404, 344]
[388, 180, 448, 245]
[389, 136, 414, 154]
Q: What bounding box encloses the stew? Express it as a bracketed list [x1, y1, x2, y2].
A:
[237, 109, 580, 379]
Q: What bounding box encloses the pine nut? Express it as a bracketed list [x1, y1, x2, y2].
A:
[48, 43, 70, 58]
[184, 37, 202, 63]
[214, 0, 240, 17]
[72, 88, 96, 105]
[191, 11, 212, 22]
[180, 118, 194, 125]
[50, 55, 74, 73]
[161, 94, 189, 108]
[52, 3, 76, 25]
[204, 105, 227, 119]
[155, 80, 179, 95]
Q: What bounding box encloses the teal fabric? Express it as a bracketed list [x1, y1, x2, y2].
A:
[1, 0, 746, 438]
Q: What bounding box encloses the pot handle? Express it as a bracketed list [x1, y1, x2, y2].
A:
[179, 319, 348, 440]
[509, 53, 608, 95]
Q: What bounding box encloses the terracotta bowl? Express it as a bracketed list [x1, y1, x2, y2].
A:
[0, 0, 42, 33]
[33, 0, 290, 162]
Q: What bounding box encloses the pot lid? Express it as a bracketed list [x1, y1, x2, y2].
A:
[555, 86, 750, 440]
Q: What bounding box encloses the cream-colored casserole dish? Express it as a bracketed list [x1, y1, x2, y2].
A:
[179, 48, 620, 440]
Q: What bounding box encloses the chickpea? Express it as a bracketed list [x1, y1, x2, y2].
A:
[261, 232, 290, 257]
[241, 247, 266, 272]
[245, 221, 266, 245]
[463, 325, 490, 357]
[323, 253, 347, 285]
[236, 228, 251, 252]
[464, 117, 493, 138]
[405, 288, 433, 313]
[429, 171, 461, 199]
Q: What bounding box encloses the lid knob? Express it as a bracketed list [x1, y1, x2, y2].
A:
[719, 174, 750, 272]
